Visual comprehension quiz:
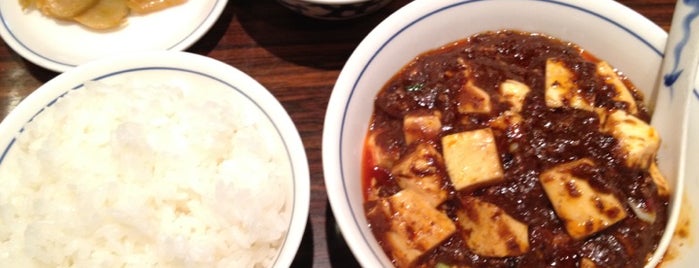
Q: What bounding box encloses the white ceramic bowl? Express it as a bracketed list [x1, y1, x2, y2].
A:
[0, 51, 309, 267]
[277, 0, 393, 20]
[323, 0, 682, 267]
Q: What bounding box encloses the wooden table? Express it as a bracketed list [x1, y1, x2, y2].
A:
[0, 0, 677, 267]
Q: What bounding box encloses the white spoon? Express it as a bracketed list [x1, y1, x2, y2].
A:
[647, 0, 699, 266]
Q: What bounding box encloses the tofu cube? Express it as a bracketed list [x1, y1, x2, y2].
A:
[403, 112, 442, 145]
[456, 196, 530, 257]
[580, 258, 598, 268]
[367, 189, 456, 267]
[539, 158, 627, 239]
[596, 61, 638, 114]
[545, 58, 594, 111]
[648, 162, 670, 197]
[365, 130, 401, 169]
[489, 110, 523, 132]
[442, 128, 504, 191]
[458, 80, 492, 114]
[601, 110, 660, 169]
[391, 143, 449, 207]
[499, 79, 530, 112]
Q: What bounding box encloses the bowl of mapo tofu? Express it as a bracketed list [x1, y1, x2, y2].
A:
[322, 0, 683, 267]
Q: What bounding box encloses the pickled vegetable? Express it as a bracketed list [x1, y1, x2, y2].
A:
[73, 0, 128, 30]
[19, 0, 187, 30]
[126, 0, 186, 14]
[40, 0, 98, 19]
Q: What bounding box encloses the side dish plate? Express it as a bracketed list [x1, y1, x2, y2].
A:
[0, 0, 228, 72]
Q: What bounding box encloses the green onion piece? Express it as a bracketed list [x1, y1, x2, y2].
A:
[406, 83, 424, 92]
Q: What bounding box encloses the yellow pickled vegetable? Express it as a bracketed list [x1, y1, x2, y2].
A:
[74, 0, 129, 30]
[127, 0, 186, 14]
[18, 0, 187, 30]
[41, 0, 99, 19]
[19, 0, 33, 9]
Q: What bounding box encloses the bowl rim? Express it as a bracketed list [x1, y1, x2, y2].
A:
[323, 0, 673, 267]
[0, 51, 310, 268]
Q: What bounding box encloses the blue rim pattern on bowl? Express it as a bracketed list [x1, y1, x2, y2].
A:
[0, 66, 299, 267]
[277, 0, 392, 20]
[0, 1, 224, 71]
[337, 0, 665, 264]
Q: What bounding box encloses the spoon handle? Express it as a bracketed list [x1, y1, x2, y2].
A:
[648, 0, 699, 267]
[653, 0, 698, 186]
[660, 0, 699, 94]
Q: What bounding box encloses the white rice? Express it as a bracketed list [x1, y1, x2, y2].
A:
[0, 81, 292, 267]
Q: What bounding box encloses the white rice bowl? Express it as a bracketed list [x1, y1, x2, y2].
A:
[0, 52, 309, 267]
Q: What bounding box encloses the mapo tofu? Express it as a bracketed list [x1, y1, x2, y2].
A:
[362, 30, 669, 268]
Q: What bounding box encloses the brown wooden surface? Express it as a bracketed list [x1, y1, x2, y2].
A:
[0, 0, 677, 267]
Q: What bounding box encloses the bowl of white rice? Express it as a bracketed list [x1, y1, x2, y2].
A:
[0, 51, 310, 267]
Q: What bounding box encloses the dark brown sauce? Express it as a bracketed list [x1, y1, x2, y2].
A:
[362, 31, 668, 268]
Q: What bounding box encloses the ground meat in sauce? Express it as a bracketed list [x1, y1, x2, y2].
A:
[362, 31, 668, 268]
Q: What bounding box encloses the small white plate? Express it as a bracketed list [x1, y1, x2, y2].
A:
[0, 1, 228, 72]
